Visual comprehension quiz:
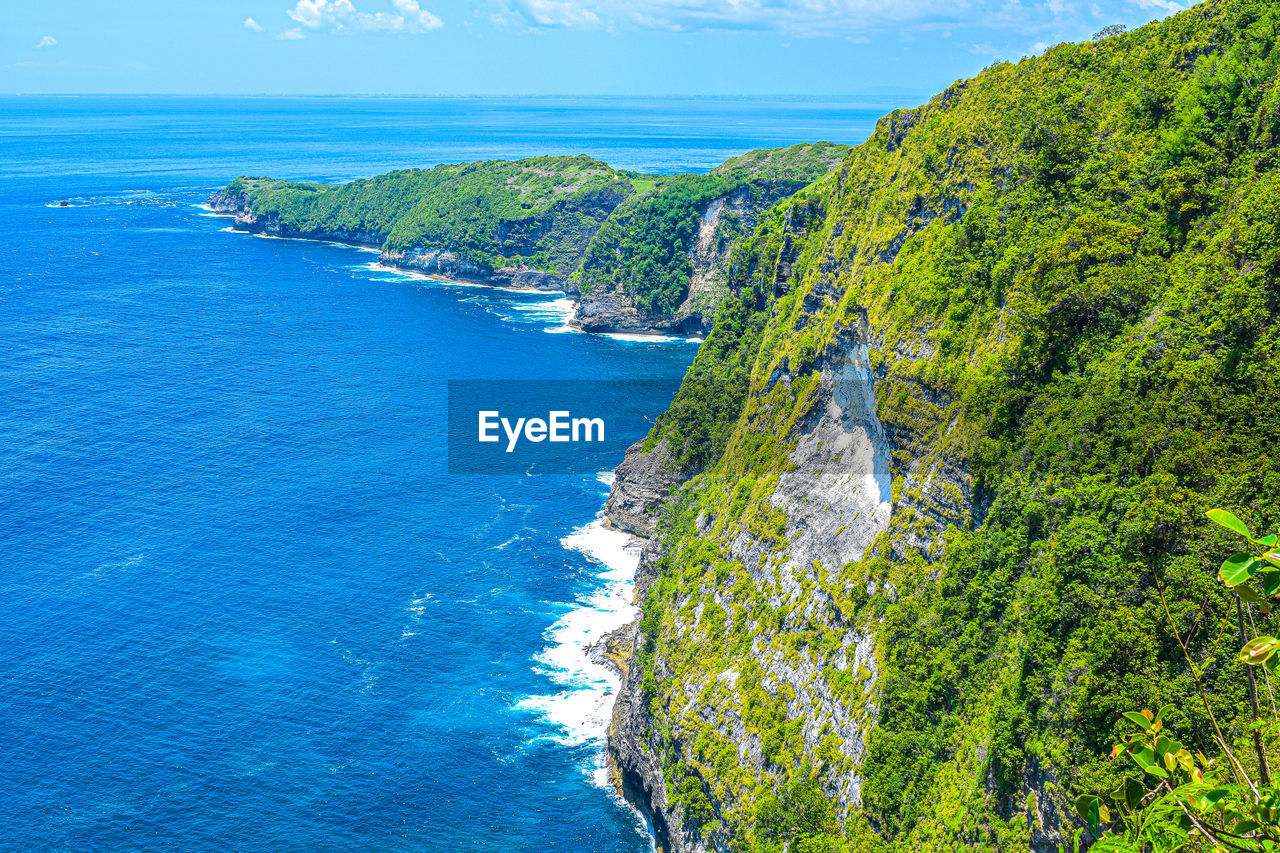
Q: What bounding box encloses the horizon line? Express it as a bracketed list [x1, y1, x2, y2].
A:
[1, 90, 936, 99]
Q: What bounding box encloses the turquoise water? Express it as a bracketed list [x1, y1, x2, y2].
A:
[0, 96, 890, 851]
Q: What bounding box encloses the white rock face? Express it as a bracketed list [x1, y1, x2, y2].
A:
[772, 340, 893, 579]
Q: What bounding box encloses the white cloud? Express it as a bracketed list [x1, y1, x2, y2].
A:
[490, 0, 1185, 37]
[519, 0, 601, 27]
[494, 0, 953, 36]
[1127, 0, 1183, 11]
[35, 35, 57, 49]
[285, 0, 443, 32]
[278, 26, 307, 39]
[244, 17, 264, 31]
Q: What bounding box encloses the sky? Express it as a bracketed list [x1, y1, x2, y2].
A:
[5, 0, 1186, 95]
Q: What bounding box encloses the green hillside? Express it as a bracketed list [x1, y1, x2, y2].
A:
[625, 0, 1280, 849]
[217, 144, 851, 320]
[221, 155, 632, 274]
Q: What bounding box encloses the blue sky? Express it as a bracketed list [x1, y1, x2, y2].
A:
[6, 0, 1185, 95]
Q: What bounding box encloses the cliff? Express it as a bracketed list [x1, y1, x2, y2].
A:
[209, 145, 849, 335]
[603, 1, 1280, 850]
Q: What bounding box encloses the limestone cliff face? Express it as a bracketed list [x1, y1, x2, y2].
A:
[607, 439, 685, 538]
[209, 187, 386, 248]
[210, 149, 851, 334]
[595, 90, 1000, 848]
[573, 182, 798, 336]
[599, 5, 1280, 850]
[605, 314, 901, 852]
[209, 181, 772, 328]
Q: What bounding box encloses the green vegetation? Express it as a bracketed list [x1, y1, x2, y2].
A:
[576, 173, 759, 314]
[713, 142, 852, 182]
[626, 0, 1280, 849]
[1075, 510, 1280, 852]
[220, 143, 850, 318]
[226, 155, 631, 273]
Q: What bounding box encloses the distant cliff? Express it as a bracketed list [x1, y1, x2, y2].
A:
[209, 144, 850, 335]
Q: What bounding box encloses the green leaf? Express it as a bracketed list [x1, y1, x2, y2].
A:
[1237, 584, 1261, 604]
[1121, 776, 1144, 809]
[1202, 787, 1232, 807]
[1264, 550, 1280, 568]
[1208, 509, 1252, 539]
[1120, 711, 1153, 732]
[1128, 743, 1169, 779]
[1075, 794, 1102, 837]
[1154, 704, 1175, 724]
[1261, 572, 1280, 598]
[1240, 636, 1280, 667]
[1259, 534, 1278, 547]
[1220, 552, 1260, 587]
[1154, 735, 1183, 759]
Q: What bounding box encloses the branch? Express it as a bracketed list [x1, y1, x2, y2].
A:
[1152, 567, 1257, 796]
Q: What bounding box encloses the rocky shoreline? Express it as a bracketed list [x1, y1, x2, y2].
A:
[597, 439, 694, 853]
[206, 186, 706, 337]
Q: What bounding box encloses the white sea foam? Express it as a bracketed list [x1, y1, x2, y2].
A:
[507, 296, 576, 328]
[515, 506, 642, 787]
[240, 232, 381, 252]
[601, 331, 702, 345]
[47, 190, 176, 209]
[362, 262, 537, 291]
[399, 593, 436, 642]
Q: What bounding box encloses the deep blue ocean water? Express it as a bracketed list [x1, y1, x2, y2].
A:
[0, 96, 893, 852]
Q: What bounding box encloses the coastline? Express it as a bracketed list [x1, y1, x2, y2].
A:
[203, 191, 714, 338]
[205, 192, 690, 847]
[211, 212, 704, 342]
[514, 474, 656, 846]
[217, 213, 701, 340]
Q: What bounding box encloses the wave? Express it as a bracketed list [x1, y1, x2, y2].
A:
[601, 331, 702, 345]
[515, 494, 642, 789]
[506, 297, 576, 329]
[46, 190, 179, 209]
[362, 262, 545, 291]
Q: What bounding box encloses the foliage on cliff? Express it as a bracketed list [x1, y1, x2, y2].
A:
[220, 144, 849, 316]
[629, 1, 1280, 849]
[713, 142, 852, 182]
[224, 155, 630, 273]
[577, 143, 851, 314]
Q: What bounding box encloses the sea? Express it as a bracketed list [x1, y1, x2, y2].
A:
[0, 95, 894, 852]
